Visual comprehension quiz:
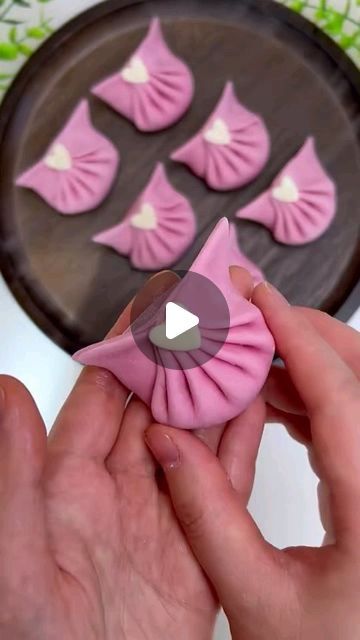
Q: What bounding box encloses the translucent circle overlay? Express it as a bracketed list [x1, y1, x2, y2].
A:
[130, 270, 230, 371]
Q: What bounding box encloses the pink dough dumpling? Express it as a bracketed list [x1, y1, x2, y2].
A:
[92, 18, 194, 132]
[75, 218, 275, 430]
[171, 82, 270, 191]
[16, 100, 119, 215]
[236, 138, 336, 245]
[93, 163, 196, 270]
[229, 224, 264, 284]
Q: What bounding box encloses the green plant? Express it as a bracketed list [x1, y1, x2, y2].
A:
[0, 0, 359, 100]
[0, 0, 54, 94]
[282, 0, 360, 57]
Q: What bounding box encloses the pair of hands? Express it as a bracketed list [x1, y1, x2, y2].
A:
[1, 269, 360, 640]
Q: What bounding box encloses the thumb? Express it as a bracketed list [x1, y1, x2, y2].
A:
[145, 424, 279, 611]
[0, 376, 53, 584]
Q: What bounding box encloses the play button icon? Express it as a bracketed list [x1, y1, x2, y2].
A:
[149, 303, 201, 352]
[165, 303, 199, 340]
[130, 270, 230, 371]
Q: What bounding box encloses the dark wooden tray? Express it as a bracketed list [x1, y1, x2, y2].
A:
[0, 0, 359, 354]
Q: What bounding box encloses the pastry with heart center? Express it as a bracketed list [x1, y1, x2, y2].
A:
[93, 163, 196, 270]
[74, 218, 275, 430]
[171, 82, 270, 191]
[92, 17, 194, 132]
[236, 138, 336, 244]
[16, 100, 119, 215]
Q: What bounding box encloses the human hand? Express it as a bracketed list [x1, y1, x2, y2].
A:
[265, 305, 360, 444]
[146, 283, 360, 640]
[0, 272, 219, 640]
[264, 305, 360, 547]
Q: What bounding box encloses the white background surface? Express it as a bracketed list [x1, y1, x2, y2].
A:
[0, 1, 360, 638]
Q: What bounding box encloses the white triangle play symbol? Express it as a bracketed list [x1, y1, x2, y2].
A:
[166, 302, 199, 340]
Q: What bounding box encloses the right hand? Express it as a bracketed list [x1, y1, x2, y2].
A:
[264, 304, 360, 445]
[146, 282, 360, 640]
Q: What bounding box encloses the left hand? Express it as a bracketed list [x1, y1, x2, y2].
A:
[0, 272, 219, 640]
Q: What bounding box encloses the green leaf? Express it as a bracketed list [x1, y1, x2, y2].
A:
[13, 0, 31, 6]
[314, 8, 327, 22]
[37, 0, 53, 3]
[289, 0, 305, 12]
[338, 34, 355, 50]
[8, 26, 17, 43]
[0, 42, 18, 60]
[0, 83, 10, 91]
[18, 43, 33, 56]
[26, 26, 46, 39]
[0, 72, 12, 79]
[323, 10, 345, 36]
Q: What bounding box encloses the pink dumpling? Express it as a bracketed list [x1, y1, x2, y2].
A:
[236, 138, 336, 245]
[171, 82, 270, 191]
[93, 163, 196, 271]
[92, 18, 194, 132]
[229, 224, 264, 284]
[74, 218, 275, 430]
[16, 100, 119, 215]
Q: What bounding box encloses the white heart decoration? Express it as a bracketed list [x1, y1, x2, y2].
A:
[130, 203, 158, 230]
[149, 323, 201, 352]
[44, 143, 72, 171]
[121, 56, 149, 84]
[203, 118, 231, 146]
[272, 175, 299, 203]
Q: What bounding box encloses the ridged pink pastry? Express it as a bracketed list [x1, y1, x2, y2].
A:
[229, 224, 264, 284]
[236, 138, 336, 245]
[16, 100, 119, 215]
[92, 18, 194, 132]
[74, 218, 275, 430]
[171, 82, 270, 191]
[93, 163, 196, 270]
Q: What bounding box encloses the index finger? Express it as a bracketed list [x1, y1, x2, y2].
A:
[252, 283, 360, 539]
[253, 284, 359, 416]
[264, 306, 360, 418]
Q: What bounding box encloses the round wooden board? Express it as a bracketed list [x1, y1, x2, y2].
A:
[0, 0, 359, 354]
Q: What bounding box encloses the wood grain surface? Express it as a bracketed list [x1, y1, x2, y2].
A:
[0, 0, 359, 353]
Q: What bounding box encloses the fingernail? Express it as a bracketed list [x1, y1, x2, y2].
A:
[145, 430, 180, 470]
[148, 270, 174, 281]
[263, 282, 289, 305]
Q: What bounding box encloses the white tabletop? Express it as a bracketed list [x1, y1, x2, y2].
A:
[0, 1, 359, 638]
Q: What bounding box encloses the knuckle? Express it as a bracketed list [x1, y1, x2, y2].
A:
[313, 377, 360, 418]
[81, 367, 119, 395]
[177, 500, 208, 540]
